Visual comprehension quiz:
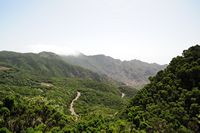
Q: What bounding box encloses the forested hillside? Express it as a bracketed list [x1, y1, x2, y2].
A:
[62, 54, 166, 87]
[122, 45, 200, 132]
[0, 51, 107, 81]
[0, 51, 137, 132]
[0, 45, 199, 132]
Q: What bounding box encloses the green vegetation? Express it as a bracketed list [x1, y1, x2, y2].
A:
[0, 51, 137, 132]
[0, 51, 108, 82]
[0, 45, 199, 132]
[0, 95, 73, 132]
[122, 45, 200, 132]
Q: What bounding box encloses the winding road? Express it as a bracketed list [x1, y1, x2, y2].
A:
[69, 91, 81, 121]
[69, 91, 124, 120]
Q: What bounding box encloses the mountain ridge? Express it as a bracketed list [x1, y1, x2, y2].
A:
[0, 51, 110, 83]
[0, 45, 199, 132]
[0, 50, 166, 87]
[61, 53, 167, 87]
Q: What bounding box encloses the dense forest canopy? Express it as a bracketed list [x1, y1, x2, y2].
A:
[0, 45, 199, 132]
[123, 45, 200, 132]
[0, 51, 136, 132]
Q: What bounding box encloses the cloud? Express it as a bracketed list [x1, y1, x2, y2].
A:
[27, 44, 80, 55]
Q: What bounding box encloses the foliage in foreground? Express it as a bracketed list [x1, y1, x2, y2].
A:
[123, 45, 200, 132]
[0, 45, 199, 132]
[0, 95, 137, 132]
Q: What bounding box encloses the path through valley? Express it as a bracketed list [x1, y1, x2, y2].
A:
[69, 91, 81, 121]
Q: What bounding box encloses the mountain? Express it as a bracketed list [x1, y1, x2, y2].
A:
[0, 45, 199, 132]
[0, 51, 108, 82]
[0, 50, 137, 132]
[121, 45, 200, 132]
[61, 54, 166, 87]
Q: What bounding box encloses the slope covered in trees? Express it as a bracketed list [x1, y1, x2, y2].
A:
[0, 51, 107, 82]
[0, 51, 137, 132]
[123, 45, 200, 132]
[0, 45, 199, 132]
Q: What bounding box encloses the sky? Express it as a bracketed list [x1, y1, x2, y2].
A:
[0, 0, 200, 64]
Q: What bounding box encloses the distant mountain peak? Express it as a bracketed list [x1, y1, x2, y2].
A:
[61, 54, 166, 87]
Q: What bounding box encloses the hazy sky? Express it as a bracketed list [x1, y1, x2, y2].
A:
[0, 0, 200, 64]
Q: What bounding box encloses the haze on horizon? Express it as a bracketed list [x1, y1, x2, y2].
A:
[0, 0, 200, 64]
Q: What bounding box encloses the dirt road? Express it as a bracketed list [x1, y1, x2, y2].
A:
[69, 91, 81, 121]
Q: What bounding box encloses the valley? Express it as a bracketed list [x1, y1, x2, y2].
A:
[1, 0, 199, 132]
[0, 45, 199, 132]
